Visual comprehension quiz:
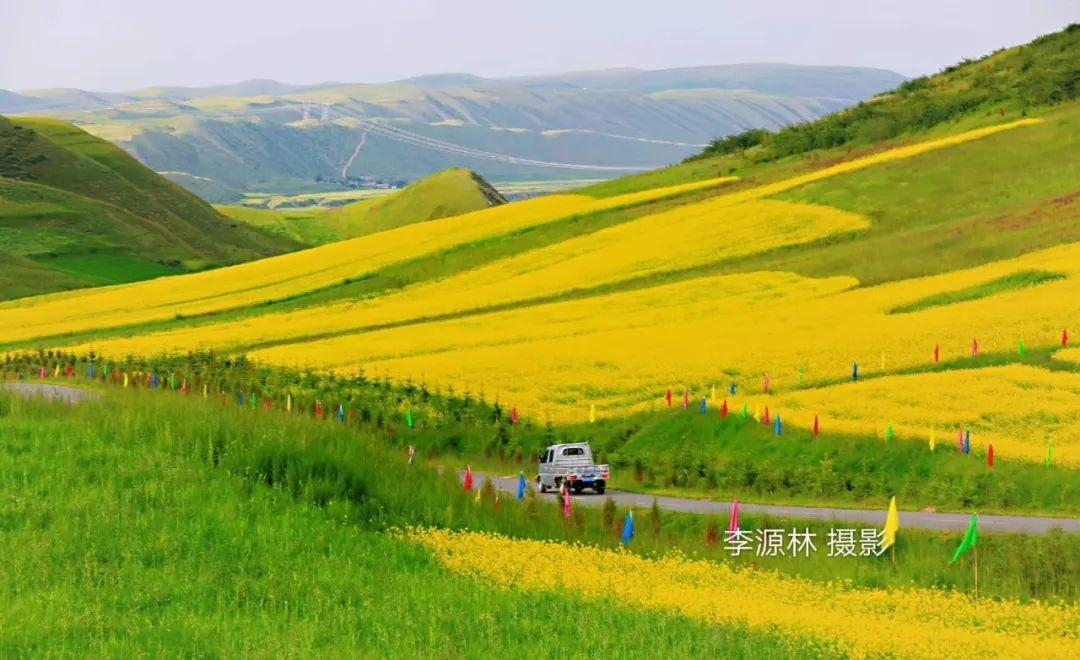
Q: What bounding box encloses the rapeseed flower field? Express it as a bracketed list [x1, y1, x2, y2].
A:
[407, 527, 1078, 660]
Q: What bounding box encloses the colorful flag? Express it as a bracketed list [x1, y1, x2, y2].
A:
[763, 406, 770, 425]
[510, 406, 518, 425]
[517, 472, 527, 500]
[665, 389, 672, 407]
[88, 363, 95, 379]
[286, 393, 292, 412]
[883, 496, 900, 550]
[729, 382, 737, 396]
[929, 428, 936, 451]
[852, 361, 859, 382]
[39, 366, 46, 379]
[813, 415, 820, 437]
[621, 510, 634, 546]
[774, 414, 782, 436]
[720, 399, 728, 418]
[562, 484, 572, 518]
[1046, 440, 1054, 466]
[741, 402, 749, 419]
[972, 338, 979, 357]
[728, 497, 740, 532]
[1063, 329, 1069, 347]
[54, 364, 60, 378]
[700, 397, 707, 414]
[682, 390, 689, 410]
[934, 343, 940, 364]
[987, 444, 995, 468]
[407, 409, 414, 428]
[886, 424, 895, 442]
[964, 430, 971, 454]
[337, 404, 345, 423]
[123, 373, 129, 388]
[1018, 338, 1026, 356]
[589, 403, 596, 424]
[950, 514, 979, 564]
[464, 465, 474, 492]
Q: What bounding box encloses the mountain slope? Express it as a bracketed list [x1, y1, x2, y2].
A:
[0, 116, 299, 298]
[2, 64, 904, 200]
[218, 168, 506, 245]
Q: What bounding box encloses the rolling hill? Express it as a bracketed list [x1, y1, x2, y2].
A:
[0, 64, 905, 201]
[217, 168, 506, 245]
[0, 116, 299, 299]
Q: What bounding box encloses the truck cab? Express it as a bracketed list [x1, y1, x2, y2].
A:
[537, 442, 609, 495]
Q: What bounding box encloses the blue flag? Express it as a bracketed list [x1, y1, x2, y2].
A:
[775, 414, 782, 436]
[517, 472, 527, 501]
[237, 392, 244, 406]
[964, 430, 971, 454]
[152, 373, 159, 389]
[88, 363, 95, 379]
[621, 510, 634, 546]
[729, 382, 737, 395]
[337, 404, 345, 423]
[852, 361, 859, 382]
[700, 397, 707, 414]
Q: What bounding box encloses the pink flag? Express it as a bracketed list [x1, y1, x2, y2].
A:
[562, 484, 572, 518]
[511, 406, 519, 425]
[39, 366, 46, 379]
[972, 338, 979, 357]
[728, 497, 740, 532]
[682, 390, 689, 410]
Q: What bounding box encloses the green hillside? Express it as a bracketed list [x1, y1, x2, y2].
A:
[0, 116, 299, 299]
[218, 168, 505, 245]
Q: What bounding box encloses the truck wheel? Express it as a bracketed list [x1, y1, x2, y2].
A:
[572, 482, 585, 494]
[595, 482, 606, 495]
[537, 477, 547, 494]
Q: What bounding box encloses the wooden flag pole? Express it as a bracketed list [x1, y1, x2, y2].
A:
[973, 546, 980, 600]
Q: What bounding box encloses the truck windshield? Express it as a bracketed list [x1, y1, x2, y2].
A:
[562, 447, 584, 456]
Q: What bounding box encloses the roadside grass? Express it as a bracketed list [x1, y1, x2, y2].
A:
[0, 393, 835, 657]
[0, 390, 1075, 608]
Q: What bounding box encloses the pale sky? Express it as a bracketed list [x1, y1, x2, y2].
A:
[1, 0, 1077, 91]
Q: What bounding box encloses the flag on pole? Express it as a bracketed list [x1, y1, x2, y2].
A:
[123, 373, 129, 388]
[813, 415, 820, 437]
[763, 406, 770, 425]
[972, 338, 979, 357]
[741, 402, 749, 419]
[589, 403, 596, 424]
[950, 514, 979, 564]
[1047, 440, 1054, 466]
[464, 465, 474, 492]
[1018, 338, 1026, 356]
[852, 361, 859, 382]
[729, 382, 737, 396]
[934, 343, 940, 364]
[700, 397, 707, 414]
[562, 484, 572, 518]
[286, 393, 292, 412]
[1064, 329, 1069, 347]
[407, 409, 414, 428]
[883, 496, 900, 550]
[988, 443, 994, 468]
[774, 414, 782, 436]
[665, 389, 672, 407]
[720, 399, 728, 418]
[728, 497, 740, 532]
[621, 510, 634, 546]
[337, 404, 345, 423]
[510, 406, 518, 425]
[964, 430, 971, 454]
[929, 428, 936, 451]
[886, 424, 895, 442]
[682, 390, 689, 410]
[517, 472, 527, 500]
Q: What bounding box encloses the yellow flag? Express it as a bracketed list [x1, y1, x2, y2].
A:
[929, 428, 936, 451]
[287, 393, 292, 412]
[589, 404, 596, 424]
[203, 383, 208, 399]
[710, 385, 716, 401]
[123, 373, 129, 388]
[54, 364, 60, 377]
[753, 405, 760, 421]
[474, 487, 482, 505]
[883, 496, 900, 550]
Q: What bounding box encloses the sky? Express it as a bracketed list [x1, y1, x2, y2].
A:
[1, 0, 1077, 91]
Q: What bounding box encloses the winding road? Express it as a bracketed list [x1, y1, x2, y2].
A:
[470, 470, 1080, 535]
[4, 383, 1075, 534]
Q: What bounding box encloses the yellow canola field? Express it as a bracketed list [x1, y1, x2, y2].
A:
[241, 241, 1079, 464]
[67, 199, 866, 356]
[0, 176, 734, 345]
[60, 119, 1038, 358]
[744, 365, 1079, 466]
[1056, 347, 1080, 366]
[407, 528, 1078, 660]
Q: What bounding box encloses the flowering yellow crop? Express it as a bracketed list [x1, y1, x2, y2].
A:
[406, 527, 1078, 660]
[744, 365, 1078, 465]
[0, 176, 734, 345]
[1056, 347, 1080, 366]
[64, 199, 866, 357]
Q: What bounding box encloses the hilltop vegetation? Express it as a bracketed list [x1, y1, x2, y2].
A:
[0, 116, 298, 299]
[217, 168, 506, 245]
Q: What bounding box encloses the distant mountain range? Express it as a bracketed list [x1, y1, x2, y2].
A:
[1, 64, 905, 201]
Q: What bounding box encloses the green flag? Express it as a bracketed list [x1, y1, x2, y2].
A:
[950, 514, 979, 564]
[1018, 338, 1026, 356]
[407, 409, 414, 428]
[1046, 440, 1053, 467]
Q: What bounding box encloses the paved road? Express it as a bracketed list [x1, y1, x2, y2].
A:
[470, 470, 1080, 535]
[2, 382, 99, 404]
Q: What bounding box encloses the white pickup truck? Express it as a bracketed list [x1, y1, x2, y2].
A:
[537, 442, 609, 495]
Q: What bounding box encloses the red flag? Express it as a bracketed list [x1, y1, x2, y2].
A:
[988, 444, 995, 468]
[1064, 329, 1069, 347]
[972, 338, 979, 357]
[510, 406, 519, 425]
[265, 398, 272, 410]
[562, 484, 572, 518]
[666, 389, 672, 407]
[763, 406, 771, 425]
[464, 465, 474, 492]
[934, 344, 940, 364]
[720, 399, 728, 418]
[813, 415, 820, 437]
[315, 401, 323, 418]
[683, 390, 689, 410]
[728, 497, 740, 532]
